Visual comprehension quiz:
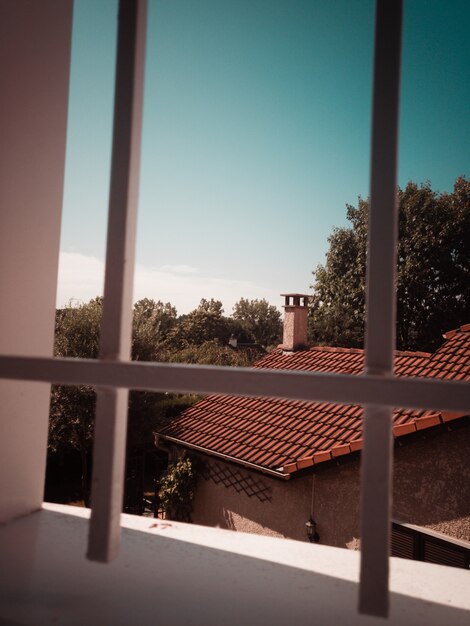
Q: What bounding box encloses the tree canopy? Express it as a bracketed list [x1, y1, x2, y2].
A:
[48, 293, 278, 497]
[310, 177, 470, 352]
[132, 298, 177, 361]
[50, 297, 104, 504]
[166, 298, 230, 350]
[232, 297, 282, 348]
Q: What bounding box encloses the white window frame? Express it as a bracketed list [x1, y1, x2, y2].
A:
[0, 0, 469, 618]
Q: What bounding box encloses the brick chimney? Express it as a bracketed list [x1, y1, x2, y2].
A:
[280, 293, 309, 352]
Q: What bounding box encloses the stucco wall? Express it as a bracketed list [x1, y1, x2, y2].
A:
[392, 426, 470, 541]
[192, 464, 312, 542]
[190, 425, 470, 547]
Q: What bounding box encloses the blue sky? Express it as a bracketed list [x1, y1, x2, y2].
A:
[58, 0, 470, 313]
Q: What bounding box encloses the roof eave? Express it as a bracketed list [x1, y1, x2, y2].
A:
[157, 434, 291, 480]
[159, 413, 469, 479]
[284, 411, 469, 476]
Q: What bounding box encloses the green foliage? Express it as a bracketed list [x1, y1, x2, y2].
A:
[154, 394, 200, 420]
[127, 392, 198, 451]
[49, 299, 169, 471]
[158, 457, 197, 521]
[54, 297, 103, 358]
[50, 298, 103, 455]
[169, 339, 256, 366]
[164, 296, 279, 355]
[310, 177, 470, 351]
[232, 297, 282, 348]
[132, 298, 177, 361]
[50, 297, 102, 449]
[49, 385, 95, 453]
[50, 298, 104, 503]
[166, 298, 231, 349]
[309, 200, 367, 348]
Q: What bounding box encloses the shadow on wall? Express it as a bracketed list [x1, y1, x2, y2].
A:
[192, 425, 470, 548]
[192, 467, 312, 542]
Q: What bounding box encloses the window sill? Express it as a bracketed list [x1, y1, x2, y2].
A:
[0, 502, 468, 625]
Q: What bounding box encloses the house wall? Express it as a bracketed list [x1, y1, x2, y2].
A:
[190, 425, 470, 547]
[191, 463, 312, 542]
[392, 425, 470, 541]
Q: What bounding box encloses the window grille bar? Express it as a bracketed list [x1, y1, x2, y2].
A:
[359, 0, 403, 617]
[1, 355, 469, 415]
[87, 0, 148, 563]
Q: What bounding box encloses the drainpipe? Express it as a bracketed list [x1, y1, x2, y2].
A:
[306, 474, 320, 543]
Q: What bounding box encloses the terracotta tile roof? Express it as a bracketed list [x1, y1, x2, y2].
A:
[158, 325, 470, 476]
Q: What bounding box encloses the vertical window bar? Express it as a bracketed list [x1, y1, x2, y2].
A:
[359, 0, 403, 617]
[87, 0, 148, 562]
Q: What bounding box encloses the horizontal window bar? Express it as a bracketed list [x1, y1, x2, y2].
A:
[0, 355, 468, 414]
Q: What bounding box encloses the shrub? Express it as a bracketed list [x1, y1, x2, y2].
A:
[158, 457, 197, 522]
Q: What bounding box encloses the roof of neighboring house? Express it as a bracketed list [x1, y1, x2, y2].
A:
[158, 324, 470, 477]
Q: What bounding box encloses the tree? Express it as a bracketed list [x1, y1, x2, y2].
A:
[166, 298, 231, 349]
[169, 339, 258, 367]
[49, 384, 95, 506]
[126, 390, 196, 452]
[54, 296, 102, 358]
[232, 297, 282, 348]
[158, 457, 198, 522]
[310, 177, 470, 352]
[50, 298, 103, 504]
[132, 298, 177, 361]
[49, 298, 176, 502]
[309, 202, 367, 348]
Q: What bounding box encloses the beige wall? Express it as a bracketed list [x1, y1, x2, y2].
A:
[191, 425, 470, 547]
[392, 425, 470, 541]
[192, 466, 312, 542]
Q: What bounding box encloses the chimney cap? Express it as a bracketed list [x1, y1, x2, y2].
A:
[281, 293, 309, 307]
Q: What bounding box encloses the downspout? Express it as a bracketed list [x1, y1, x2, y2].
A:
[307, 474, 320, 543]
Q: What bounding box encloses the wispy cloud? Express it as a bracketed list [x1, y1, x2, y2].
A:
[159, 264, 199, 275]
[56, 251, 281, 314]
